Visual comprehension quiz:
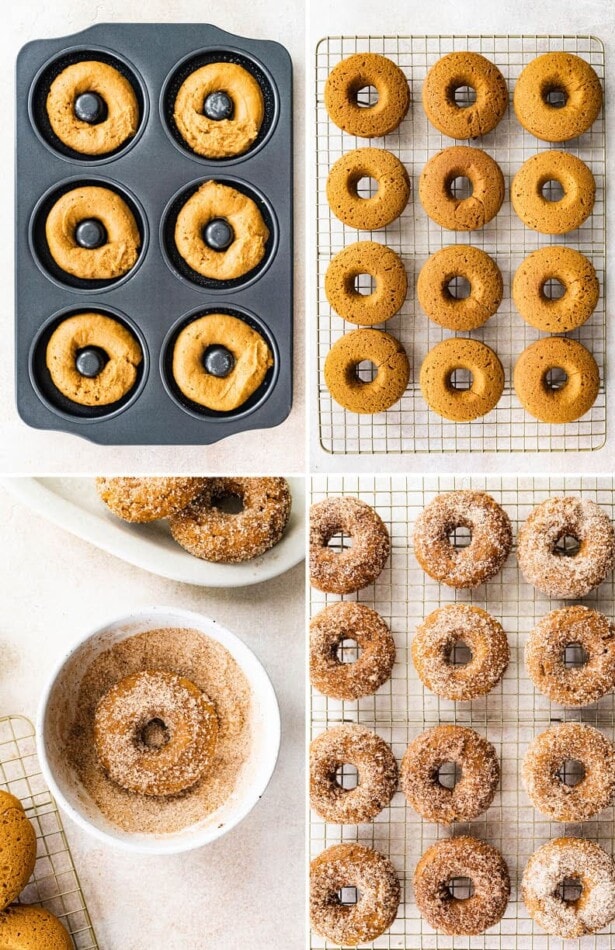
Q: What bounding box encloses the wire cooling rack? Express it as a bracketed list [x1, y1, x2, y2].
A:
[315, 36, 607, 455]
[0, 716, 98, 949]
[310, 475, 615, 949]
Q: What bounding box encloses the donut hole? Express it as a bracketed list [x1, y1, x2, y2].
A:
[447, 639, 473, 666]
[446, 877, 475, 901]
[448, 367, 474, 391]
[354, 360, 378, 383]
[353, 273, 376, 296]
[326, 531, 353, 552]
[544, 367, 569, 392]
[446, 276, 472, 300]
[446, 524, 472, 548]
[334, 763, 360, 790]
[543, 85, 569, 109]
[211, 491, 244, 515]
[563, 640, 589, 667]
[556, 877, 583, 903]
[541, 178, 566, 202]
[541, 277, 566, 300]
[447, 175, 473, 200]
[437, 759, 462, 789]
[336, 638, 361, 664]
[354, 84, 379, 109]
[451, 84, 478, 109]
[336, 886, 361, 906]
[139, 718, 170, 751]
[354, 176, 379, 200]
[557, 758, 586, 787]
[553, 533, 581, 557]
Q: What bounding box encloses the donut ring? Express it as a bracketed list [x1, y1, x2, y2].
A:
[324, 328, 409, 414]
[422, 52, 508, 139]
[324, 53, 409, 137]
[45, 186, 141, 280]
[511, 151, 595, 234]
[523, 723, 615, 822]
[46, 60, 139, 156]
[417, 246, 503, 331]
[412, 604, 509, 700]
[310, 496, 390, 594]
[0, 905, 72, 950]
[96, 476, 207, 523]
[310, 602, 395, 700]
[94, 669, 218, 797]
[525, 605, 615, 706]
[401, 725, 500, 823]
[325, 242, 407, 325]
[414, 836, 510, 936]
[174, 181, 270, 281]
[173, 62, 264, 158]
[327, 148, 410, 229]
[420, 338, 504, 422]
[0, 791, 37, 912]
[310, 724, 398, 822]
[514, 52, 603, 143]
[517, 496, 615, 599]
[513, 246, 599, 333]
[419, 146, 505, 230]
[169, 477, 291, 562]
[414, 490, 512, 589]
[310, 843, 401, 946]
[523, 838, 615, 937]
[45, 312, 142, 407]
[513, 337, 600, 424]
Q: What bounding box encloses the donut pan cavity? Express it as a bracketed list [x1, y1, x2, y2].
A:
[16, 23, 292, 444]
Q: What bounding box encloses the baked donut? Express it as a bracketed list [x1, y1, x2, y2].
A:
[523, 723, 615, 822]
[310, 496, 390, 593]
[422, 52, 508, 139]
[45, 186, 140, 280]
[310, 843, 400, 946]
[327, 148, 410, 229]
[522, 837, 615, 937]
[512, 246, 599, 333]
[94, 669, 218, 796]
[325, 241, 407, 325]
[171, 313, 273, 412]
[514, 337, 599, 423]
[0, 791, 37, 911]
[517, 496, 615, 598]
[511, 151, 595, 234]
[173, 62, 264, 158]
[419, 146, 505, 230]
[525, 606, 615, 707]
[417, 246, 503, 331]
[168, 477, 291, 562]
[514, 52, 603, 143]
[414, 836, 510, 935]
[0, 905, 72, 949]
[45, 312, 142, 407]
[414, 490, 512, 589]
[174, 181, 269, 281]
[46, 60, 139, 156]
[310, 602, 395, 700]
[96, 476, 207, 522]
[325, 53, 409, 137]
[324, 328, 409, 414]
[412, 604, 509, 700]
[420, 338, 504, 422]
[401, 725, 499, 823]
[310, 724, 397, 822]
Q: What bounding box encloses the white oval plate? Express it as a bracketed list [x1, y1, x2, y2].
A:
[1, 476, 305, 587]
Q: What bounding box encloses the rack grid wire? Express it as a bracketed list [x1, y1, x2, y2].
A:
[0, 716, 98, 949]
[309, 475, 615, 949]
[315, 35, 607, 455]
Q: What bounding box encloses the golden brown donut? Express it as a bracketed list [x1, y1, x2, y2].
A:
[326, 148, 410, 229]
[96, 476, 207, 523]
[513, 337, 599, 423]
[419, 146, 505, 230]
[324, 52, 409, 137]
[324, 328, 409, 414]
[46, 60, 139, 156]
[310, 496, 390, 594]
[45, 186, 140, 280]
[422, 52, 508, 139]
[511, 151, 595, 234]
[512, 246, 599, 332]
[0, 905, 73, 950]
[420, 338, 504, 421]
[514, 52, 603, 143]
[417, 245, 503, 330]
[0, 791, 37, 912]
[325, 241, 407, 325]
[173, 62, 264, 158]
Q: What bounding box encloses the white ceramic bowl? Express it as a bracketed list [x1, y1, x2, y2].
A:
[36, 606, 281, 854]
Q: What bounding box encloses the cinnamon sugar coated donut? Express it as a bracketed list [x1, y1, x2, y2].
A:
[310, 602, 395, 700]
[522, 837, 615, 937]
[525, 606, 615, 706]
[414, 836, 510, 935]
[413, 604, 509, 700]
[96, 476, 207, 522]
[517, 497, 615, 599]
[310, 497, 390, 593]
[310, 843, 401, 945]
[413, 490, 512, 589]
[523, 723, 615, 822]
[310, 724, 397, 823]
[402, 725, 499, 823]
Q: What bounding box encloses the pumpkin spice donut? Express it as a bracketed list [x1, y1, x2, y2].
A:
[327, 147, 410, 229]
[419, 146, 505, 230]
[325, 241, 407, 325]
[309, 496, 390, 593]
[96, 476, 207, 523]
[511, 151, 595, 234]
[0, 905, 73, 950]
[0, 790, 37, 912]
[417, 245, 503, 331]
[514, 337, 600, 424]
[324, 328, 410, 414]
[325, 52, 410, 137]
[420, 338, 504, 422]
[512, 246, 599, 333]
[514, 52, 603, 143]
[422, 52, 508, 139]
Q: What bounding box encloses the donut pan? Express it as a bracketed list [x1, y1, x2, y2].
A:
[310, 475, 615, 950]
[16, 23, 292, 444]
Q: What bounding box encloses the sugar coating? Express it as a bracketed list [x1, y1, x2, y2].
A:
[310, 496, 390, 593]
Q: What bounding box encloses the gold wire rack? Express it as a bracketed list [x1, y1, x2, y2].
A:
[0, 716, 98, 949]
[310, 475, 615, 949]
[315, 35, 607, 455]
